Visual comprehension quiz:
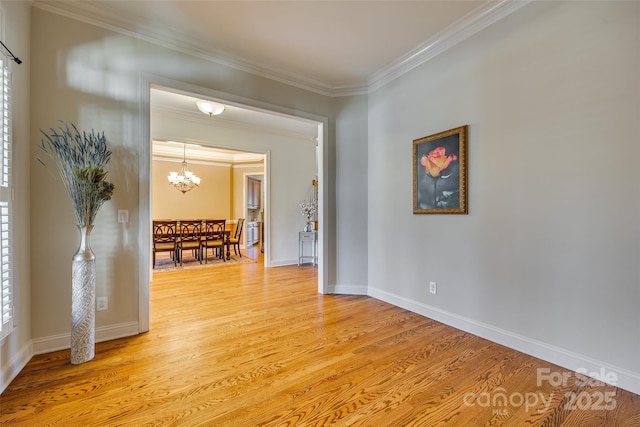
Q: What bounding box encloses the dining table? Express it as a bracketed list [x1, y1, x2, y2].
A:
[152, 219, 234, 265]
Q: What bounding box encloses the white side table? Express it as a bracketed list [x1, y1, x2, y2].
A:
[298, 231, 317, 266]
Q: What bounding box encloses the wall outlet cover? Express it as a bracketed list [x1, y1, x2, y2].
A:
[429, 281, 437, 295]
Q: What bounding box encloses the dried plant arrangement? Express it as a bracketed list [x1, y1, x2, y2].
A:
[37, 122, 115, 226]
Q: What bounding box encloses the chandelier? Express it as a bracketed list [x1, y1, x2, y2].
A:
[168, 144, 201, 193]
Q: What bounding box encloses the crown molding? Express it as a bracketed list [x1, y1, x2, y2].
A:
[33, 0, 530, 97]
[232, 163, 266, 169]
[152, 155, 232, 168]
[368, 0, 531, 93]
[152, 143, 264, 165]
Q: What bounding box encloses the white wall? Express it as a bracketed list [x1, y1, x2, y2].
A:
[0, 0, 31, 392]
[332, 95, 369, 294]
[368, 1, 640, 393]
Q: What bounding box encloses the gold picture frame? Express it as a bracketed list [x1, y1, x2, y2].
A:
[413, 125, 468, 214]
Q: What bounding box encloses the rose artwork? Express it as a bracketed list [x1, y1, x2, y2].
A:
[420, 146, 457, 178]
[420, 146, 458, 208]
[413, 125, 467, 214]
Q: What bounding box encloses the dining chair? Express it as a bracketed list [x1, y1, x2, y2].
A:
[229, 218, 245, 257]
[176, 220, 202, 266]
[200, 219, 226, 263]
[152, 220, 177, 268]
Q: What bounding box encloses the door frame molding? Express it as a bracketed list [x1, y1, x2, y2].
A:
[138, 73, 329, 332]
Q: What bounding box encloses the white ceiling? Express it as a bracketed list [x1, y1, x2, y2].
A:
[33, 0, 529, 96]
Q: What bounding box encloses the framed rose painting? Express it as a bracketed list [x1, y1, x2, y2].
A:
[413, 125, 468, 214]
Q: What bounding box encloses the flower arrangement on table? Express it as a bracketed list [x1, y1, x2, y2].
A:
[300, 200, 317, 220]
[299, 199, 317, 231]
[36, 121, 115, 227]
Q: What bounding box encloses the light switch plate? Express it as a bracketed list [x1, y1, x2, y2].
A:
[117, 210, 129, 223]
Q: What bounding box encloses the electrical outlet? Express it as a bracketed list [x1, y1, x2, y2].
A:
[429, 281, 437, 295]
[97, 296, 108, 311]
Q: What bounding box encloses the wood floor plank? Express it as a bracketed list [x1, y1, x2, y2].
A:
[1, 251, 639, 425]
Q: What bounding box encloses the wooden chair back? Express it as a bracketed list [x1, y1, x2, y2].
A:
[234, 218, 245, 240]
[229, 218, 245, 257]
[152, 220, 177, 268]
[201, 219, 226, 263]
[153, 221, 177, 245]
[203, 219, 226, 240]
[176, 220, 202, 265]
[178, 220, 202, 244]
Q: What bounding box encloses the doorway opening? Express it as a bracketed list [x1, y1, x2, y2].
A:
[244, 173, 265, 256]
[151, 139, 268, 266]
[140, 79, 327, 332]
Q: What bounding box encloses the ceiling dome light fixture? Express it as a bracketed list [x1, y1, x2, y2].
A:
[168, 144, 201, 193]
[196, 100, 225, 117]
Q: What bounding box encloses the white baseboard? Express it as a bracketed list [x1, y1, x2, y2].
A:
[368, 286, 640, 396]
[330, 284, 368, 295]
[1, 340, 33, 394]
[270, 259, 300, 267]
[31, 321, 140, 355]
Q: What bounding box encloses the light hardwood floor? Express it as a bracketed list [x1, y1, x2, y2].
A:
[2, 248, 639, 426]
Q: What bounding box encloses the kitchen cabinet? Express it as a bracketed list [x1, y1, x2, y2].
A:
[247, 178, 261, 209]
[246, 222, 259, 246]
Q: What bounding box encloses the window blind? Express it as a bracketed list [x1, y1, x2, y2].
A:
[0, 52, 13, 339]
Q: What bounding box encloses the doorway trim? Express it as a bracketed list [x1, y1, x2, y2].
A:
[138, 73, 329, 332]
